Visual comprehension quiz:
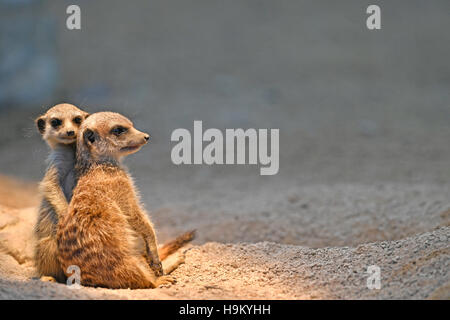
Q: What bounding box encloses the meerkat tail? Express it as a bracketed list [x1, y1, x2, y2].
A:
[158, 230, 196, 260]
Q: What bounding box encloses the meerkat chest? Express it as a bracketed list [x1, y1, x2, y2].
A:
[62, 170, 76, 200]
[48, 144, 77, 201]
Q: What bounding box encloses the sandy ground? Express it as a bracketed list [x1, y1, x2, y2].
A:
[0, 175, 448, 300]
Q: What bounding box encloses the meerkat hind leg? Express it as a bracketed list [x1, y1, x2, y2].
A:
[40, 276, 57, 283]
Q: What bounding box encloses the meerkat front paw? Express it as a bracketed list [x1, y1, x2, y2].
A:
[155, 275, 176, 287]
[149, 260, 164, 277]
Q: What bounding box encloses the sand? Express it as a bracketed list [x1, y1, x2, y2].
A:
[0, 175, 448, 300]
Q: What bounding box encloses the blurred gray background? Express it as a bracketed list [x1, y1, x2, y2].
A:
[0, 1, 449, 244]
[1, 1, 450, 300]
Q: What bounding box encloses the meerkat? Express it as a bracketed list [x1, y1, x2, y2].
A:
[36, 106, 194, 284]
[34, 103, 89, 283]
[56, 112, 185, 288]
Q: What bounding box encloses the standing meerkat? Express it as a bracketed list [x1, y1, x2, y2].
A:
[56, 112, 184, 288]
[34, 103, 89, 283]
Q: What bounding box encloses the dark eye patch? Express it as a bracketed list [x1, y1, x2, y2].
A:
[37, 118, 46, 133]
[111, 126, 128, 136]
[50, 118, 62, 128]
[73, 116, 82, 125]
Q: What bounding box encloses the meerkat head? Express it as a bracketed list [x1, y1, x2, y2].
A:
[78, 112, 150, 164]
[36, 103, 89, 148]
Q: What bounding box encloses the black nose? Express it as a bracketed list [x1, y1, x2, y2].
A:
[67, 131, 75, 137]
[144, 135, 150, 141]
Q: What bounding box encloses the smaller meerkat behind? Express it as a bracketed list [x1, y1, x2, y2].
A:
[57, 112, 181, 289]
[34, 103, 89, 283]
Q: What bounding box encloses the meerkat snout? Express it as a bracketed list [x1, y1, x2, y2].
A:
[132, 130, 150, 146]
[115, 126, 150, 155]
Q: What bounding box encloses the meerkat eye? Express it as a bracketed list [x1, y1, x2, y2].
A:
[111, 126, 128, 136]
[73, 116, 82, 125]
[50, 118, 62, 128]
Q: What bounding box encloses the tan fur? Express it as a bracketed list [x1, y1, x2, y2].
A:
[39, 167, 69, 217]
[57, 112, 182, 288]
[35, 103, 89, 150]
[158, 230, 196, 260]
[34, 103, 89, 283]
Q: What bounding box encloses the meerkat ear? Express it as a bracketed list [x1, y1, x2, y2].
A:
[83, 129, 97, 145]
[83, 112, 90, 119]
[36, 117, 46, 134]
